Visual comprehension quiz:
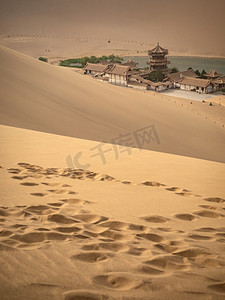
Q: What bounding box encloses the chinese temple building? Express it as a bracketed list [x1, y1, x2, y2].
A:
[147, 43, 170, 73]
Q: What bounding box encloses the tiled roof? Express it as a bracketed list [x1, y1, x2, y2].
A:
[84, 63, 110, 72]
[122, 60, 138, 68]
[212, 76, 225, 84]
[107, 64, 130, 75]
[167, 69, 198, 82]
[179, 76, 211, 88]
[205, 70, 222, 78]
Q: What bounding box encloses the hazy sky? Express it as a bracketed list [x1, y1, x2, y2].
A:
[1, 0, 225, 55]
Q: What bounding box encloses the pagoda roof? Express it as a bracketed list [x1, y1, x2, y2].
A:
[149, 43, 168, 55]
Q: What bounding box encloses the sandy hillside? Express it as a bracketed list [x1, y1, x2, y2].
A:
[0, 45, 225, 163]
[0, 124, 225, 300]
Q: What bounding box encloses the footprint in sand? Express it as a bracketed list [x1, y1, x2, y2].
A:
[7, 168, 22, 174]
[187, 234, 212, 240]
[81, 242, 128, 252]
[71, 251, 114, 263]
[142, 181, 165, 187]
[30, 192, 48, 197]
[175, 192, 193, 196]
[215, 232, 225, 238]
[194, 210, 223, 218]
[0, 208, 10, 217]
[25, 205, 52, 214]
[55, 226, 82, 234]
[47, 189, 75, 194]
[128, 223, 147, 231]
[100, 230, 126, 241]
[41, 182, 61, 187]
[100, 221, 128, 231]
[143, 255, 188, 272]
[173, 247, 210, 258]
[165, 187, 181, 192]
[208, 282, 225, 294]
[138, 264, 164, 275]
[175, 213, 196, 221]
[194, 227, 217, 233]
[60, 198, 85, 205]
[0, 230, 13, 237]
[127, 246, 148, 256]
[74, 214, 108, 224]
[47, 202, 64, 207]
[141, 215, 169, 223]
[92, 273, 142, 290]
[11, 232, 47, 243]
[154, 243, 178, 253]
[48, 213, 78, 224]
[204, 197, 224, 203]
[11, 175, 28, 180]
[199, 205, 219, 210]
[63, 290, 115, 300]
[137, 233, 164, 243]
[20, 182, 39, 186]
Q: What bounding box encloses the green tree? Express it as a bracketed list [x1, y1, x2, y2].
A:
[147, 70, 164, 82]
[155, 70, 164, 82]
[200, 69, 207, 78]
[81, 56, 89, 67]
[195, 69, 200, 77]
[89, 56, 98, 63]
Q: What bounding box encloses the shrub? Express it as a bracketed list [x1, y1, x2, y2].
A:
[38, 57, 48, 62]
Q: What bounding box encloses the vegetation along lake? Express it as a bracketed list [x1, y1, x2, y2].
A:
[124, 56, 225, 74]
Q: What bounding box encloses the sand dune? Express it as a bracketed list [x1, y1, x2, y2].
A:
[0, 2, 225, 297]
[0, 140, 225, 299]
[0, 0, 225, 58]
[0, 46, 225, 163]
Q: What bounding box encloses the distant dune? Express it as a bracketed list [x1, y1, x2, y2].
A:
[0, 45, 225, 162]
[0, 0, 225, 58]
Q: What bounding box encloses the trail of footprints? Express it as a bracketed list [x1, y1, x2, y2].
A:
[1, 163, 225, 298]
[7, 162, 205, 198]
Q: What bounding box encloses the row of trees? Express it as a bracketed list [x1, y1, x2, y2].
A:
[189, 68, 207, 78]
[59, 54, 123, 68]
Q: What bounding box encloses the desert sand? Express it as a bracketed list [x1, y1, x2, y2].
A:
[0, 46, 225, 300]
[1, 1, 225, 299]
[0, 124, 225, 300]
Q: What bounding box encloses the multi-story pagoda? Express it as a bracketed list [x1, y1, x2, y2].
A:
[147, 43, 170, 73]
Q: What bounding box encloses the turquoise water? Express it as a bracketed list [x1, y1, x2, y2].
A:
[124, 56, 225, 75]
